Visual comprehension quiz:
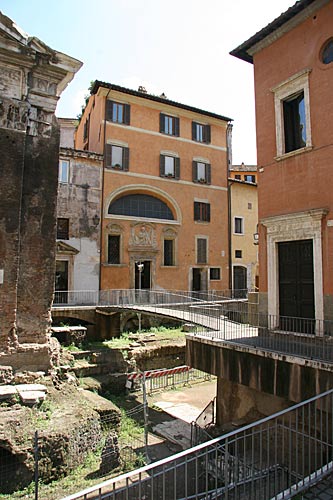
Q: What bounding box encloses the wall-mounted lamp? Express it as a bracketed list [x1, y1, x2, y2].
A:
[92, 214, 100, 226]
[253, 232, 259, 245]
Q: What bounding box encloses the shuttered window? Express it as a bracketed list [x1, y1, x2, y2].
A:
[105, 144, 129, 171]
[106, 101, 131, 125]
[160, 155, 180, 179]
[197, 238, 207, 264]
[192, 122, 211, 143]
[192, 161, 211, 184]
[194, 202, 210, 222]
[160, 113, 180, 136]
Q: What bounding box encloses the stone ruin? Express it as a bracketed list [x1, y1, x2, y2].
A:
[0, 11, 82, 372]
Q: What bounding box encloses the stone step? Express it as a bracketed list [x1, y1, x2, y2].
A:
[0, 385, 17, 399]
[18, 390, 46, 405]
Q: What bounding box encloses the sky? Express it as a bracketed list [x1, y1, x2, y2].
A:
[1, 0, 294, 164]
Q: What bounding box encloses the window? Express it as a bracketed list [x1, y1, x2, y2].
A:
[197, 238, 207, 264]
[59, 160, 69, 183]
[248, 202, 252, 210]
[194, 202, 210, 222]
[106, 101, 130, 125]
[83, 115, 89, 141]
[160, 113, 179, 136]
[272, 70, 311, 157]
[283, 92, 306, 153]
[235, 250, 242, 258]
[105, 144, 129, 171]
[160, 155, 180, 179]
[244, 175, 255, 183]
[235, 174, 241, 180]
[108, 235, 120, 264]
[192, 122, 211, 143]
[109, 194, 174, 220]
[210, 268, 221, 280]
[164, 239, 175, 266]
[321, 39, 333, 64]
[57, 218, 69, 240]
[192, 161, 211, 184]
[234, 217, 244, 234]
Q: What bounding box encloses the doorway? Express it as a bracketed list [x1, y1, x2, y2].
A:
[233, 266, 247, 298]
[135, 261, 151, 290]
[278, 239, 314, 333]
[55, 260, 68, 304]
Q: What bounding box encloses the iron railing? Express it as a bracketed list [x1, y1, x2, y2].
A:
[60, 388, 333, 500]
[52, 289, 333, 364]
[53, 288, 248, 307]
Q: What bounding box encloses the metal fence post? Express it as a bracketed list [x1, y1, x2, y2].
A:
[142, 372, 149, 462]
[34, 430, 39, 500]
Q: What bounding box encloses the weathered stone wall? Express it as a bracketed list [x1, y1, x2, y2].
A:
[0, 12, 81, 372]
[187, 336, 333, 425]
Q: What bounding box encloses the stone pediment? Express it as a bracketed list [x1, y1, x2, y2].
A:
[56, 241, 79, 255]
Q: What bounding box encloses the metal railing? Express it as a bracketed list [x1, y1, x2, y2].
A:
[53, 288, 248, 307]
[60, 388, 333, 500]
[52, 289, 333, 364]
[128, 367, 212, 394]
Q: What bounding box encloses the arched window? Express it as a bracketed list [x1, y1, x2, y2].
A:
[108, 194, 174, 220]
[321, 38, 333, 64]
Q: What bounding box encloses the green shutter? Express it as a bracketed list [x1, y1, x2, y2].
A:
[194, 202, 199, 220]
[206, 164, 211, 185]
[192, 122, 196, 141]
[106, 100, 113, 121]
[123, 147, 129, 171]
[205, 125, 211, 143]
[124, 104, 131, 125]
[160, 155, 165, 177]
[174, 117, 180, 137]
[174, 157, 180, 179]
[105, 144, 112, 167]
[160, 113, 165, 133]
[192, 161, 198, 182]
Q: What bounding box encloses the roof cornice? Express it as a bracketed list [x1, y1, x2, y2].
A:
[230, 0, 329, 64]
[91, 80, 232, 123]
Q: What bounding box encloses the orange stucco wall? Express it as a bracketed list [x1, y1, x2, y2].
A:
[76, 88, 230, 292]
[253, 1, 333, 295]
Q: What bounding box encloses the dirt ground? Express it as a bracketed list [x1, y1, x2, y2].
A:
[132, 379, 217, 462]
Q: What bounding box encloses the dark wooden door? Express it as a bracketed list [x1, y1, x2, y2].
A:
[192, 268, 201, 292]
[233, 266, 247, 298]
[278, 240, 314, 332]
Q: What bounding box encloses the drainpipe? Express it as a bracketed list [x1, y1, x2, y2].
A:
[226, 122, 233, 292]
[98, 89, 112, 294]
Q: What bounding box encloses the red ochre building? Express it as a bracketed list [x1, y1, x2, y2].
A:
[76, 82, 232, 293]
[231, 0, 333, 329]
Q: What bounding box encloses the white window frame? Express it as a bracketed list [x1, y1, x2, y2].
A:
[234, 216, 244, 235]
[272, 69, 312, 159]
[59, 159, 69, 183]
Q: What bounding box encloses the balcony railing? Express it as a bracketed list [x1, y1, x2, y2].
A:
[61, 388, 333, 500]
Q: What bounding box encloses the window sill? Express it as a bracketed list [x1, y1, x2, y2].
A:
[275, 145, 313, 161]
[194, 220, 210, 224]
[102, 263, 126, 267]
[161, 265, 178, 268]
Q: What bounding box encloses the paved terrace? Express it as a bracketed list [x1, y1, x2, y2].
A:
[53, 289, 333, 365]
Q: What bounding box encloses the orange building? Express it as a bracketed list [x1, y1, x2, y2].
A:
[231, 0, 333, 329]
[76, 82, 232, 293]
